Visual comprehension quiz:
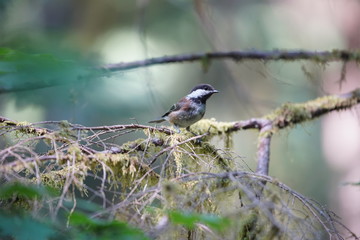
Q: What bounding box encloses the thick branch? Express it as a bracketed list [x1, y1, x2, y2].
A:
[101, 49, 359, 71]
[225, 88, 360, 176]
[256, 122, 273, 176]
[0, 117, 51, 136]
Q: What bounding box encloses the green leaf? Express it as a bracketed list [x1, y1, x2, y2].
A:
[0, 212, 56, 240]
[168, 210, 230, 232]
[69, 212, 149, 240]
[198, 214, 230, 232]
[63, 198, 102, 212]
[168, 210, 200, 229]
[0, 182, 57, 199]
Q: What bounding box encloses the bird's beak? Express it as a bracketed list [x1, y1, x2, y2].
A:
[213, 90, 219, 93]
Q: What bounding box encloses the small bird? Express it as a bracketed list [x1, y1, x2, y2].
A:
[149, 84, 219, 132]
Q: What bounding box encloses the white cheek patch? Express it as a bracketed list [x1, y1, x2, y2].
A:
[186, 89, 208, 99]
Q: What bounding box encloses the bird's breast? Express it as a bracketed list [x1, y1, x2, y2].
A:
[168, 102, 206, 128]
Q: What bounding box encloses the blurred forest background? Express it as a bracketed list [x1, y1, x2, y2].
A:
[0, 0, 359, 237]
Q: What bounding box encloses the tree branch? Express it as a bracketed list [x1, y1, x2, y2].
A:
[73, 124, 174, 135]
[224, 88, 360, 176]
[101, 49, 360, 71]
[2, 89, 360, 178]
[1, 49, 358, 94]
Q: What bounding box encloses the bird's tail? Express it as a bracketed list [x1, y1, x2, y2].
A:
[148, 118, 165, 124]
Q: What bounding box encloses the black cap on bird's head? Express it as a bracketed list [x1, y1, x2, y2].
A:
[186, 84, 219, 103]
[190, 84, 218, 93]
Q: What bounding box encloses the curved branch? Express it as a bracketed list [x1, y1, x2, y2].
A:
[175, 171, 351, 240]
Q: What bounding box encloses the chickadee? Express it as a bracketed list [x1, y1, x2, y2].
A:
[149, 84, 219, 132]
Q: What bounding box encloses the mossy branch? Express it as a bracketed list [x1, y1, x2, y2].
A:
[1, 88, 359, 239]
[212, 88, 360, 176]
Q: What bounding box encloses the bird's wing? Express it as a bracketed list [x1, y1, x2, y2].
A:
[149, 101, 183, 123]
[161, 98, 186, 117]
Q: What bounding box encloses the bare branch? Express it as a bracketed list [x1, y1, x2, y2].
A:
[101, 49, 359, 71]
[256, 122, 273, 176]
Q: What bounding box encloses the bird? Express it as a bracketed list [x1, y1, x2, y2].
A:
[149, 84, 219, 132]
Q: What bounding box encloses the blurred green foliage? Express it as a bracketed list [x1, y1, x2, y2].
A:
[0, 213, 57, 240]
[0, 181, 58, 199]
[0, 182, 234, 239]
[168, 210, 230, 232]
[0, 47, 91, 93]
[0, 182, 149, 240]
[69, 212, 149, 240]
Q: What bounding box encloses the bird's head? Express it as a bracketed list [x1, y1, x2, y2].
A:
[186, 84, 219, 102]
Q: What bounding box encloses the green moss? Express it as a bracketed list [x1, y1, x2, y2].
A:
[92, 152, 159, 188]
[162, 180, 184, 208]
[66, 144, 83, 161]
[263, 94, 355, 131]
[40, 169, 67, 190]
[0, 120, 47, 136]
[238, 212, 258, 240]
[191, 118, 236, 135]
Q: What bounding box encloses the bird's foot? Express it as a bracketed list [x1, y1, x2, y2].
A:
[186, 126, 204, 144]
[186, 126, 197, 136]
